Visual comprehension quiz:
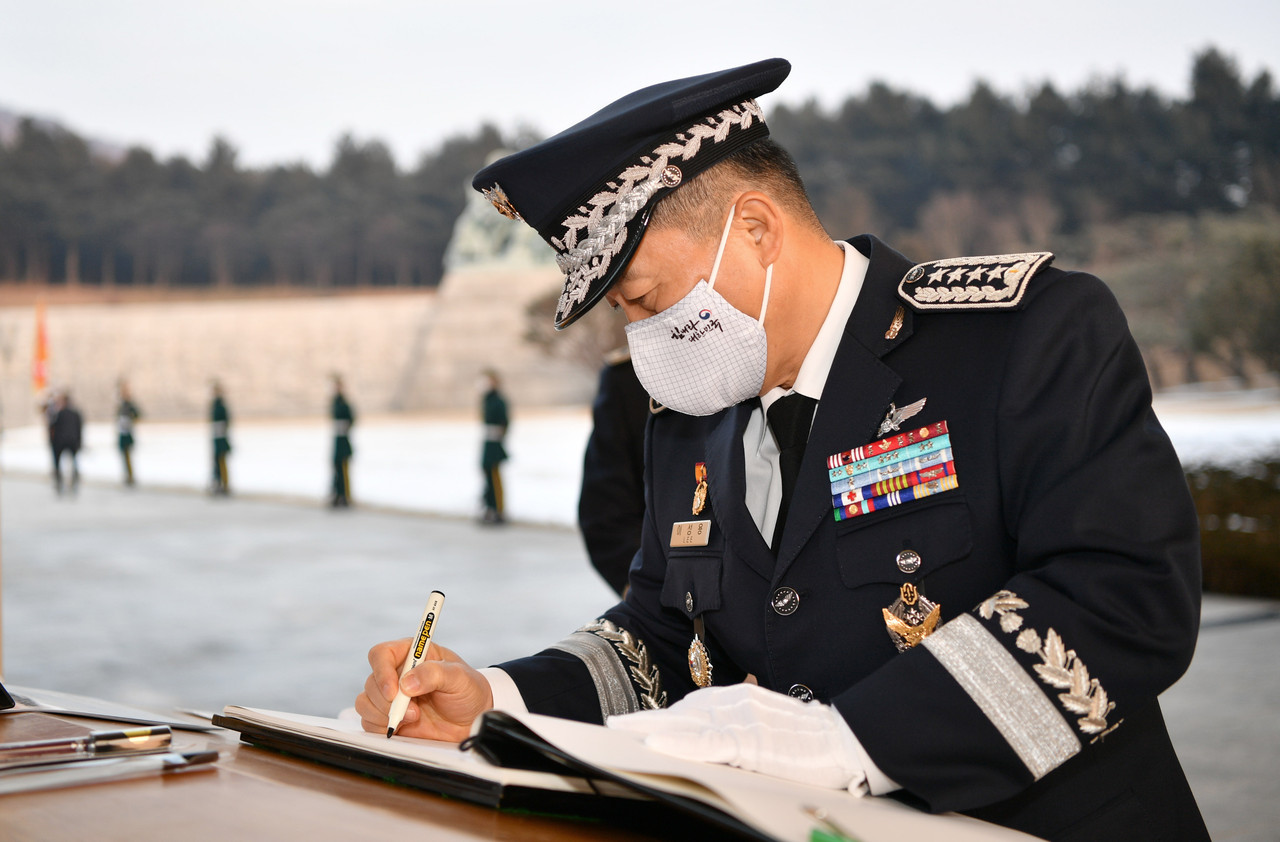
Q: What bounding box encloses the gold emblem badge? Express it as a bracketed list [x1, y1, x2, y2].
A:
[688, 617, 713, 687]
[883, 583, 940, 652]
[884, 305, 905, 340]
[692, 462, 708, 515]
[480, 183, 522, 220]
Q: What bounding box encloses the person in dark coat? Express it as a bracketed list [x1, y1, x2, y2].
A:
[355, 60, 1208, 841]
[479, 369, 509, 524]
[330, 375, 355, 508]
[210, 381, 231, 496]
[40, 391, 59, 483]
[50, 391, 83, 495]
[116, 380, 141, 487]
[578, 349, 652, 596]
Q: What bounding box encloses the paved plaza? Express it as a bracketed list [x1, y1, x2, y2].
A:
[3, 475, 1278, 841]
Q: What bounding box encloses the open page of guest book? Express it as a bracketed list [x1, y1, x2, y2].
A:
[216, 705, 1043, 842]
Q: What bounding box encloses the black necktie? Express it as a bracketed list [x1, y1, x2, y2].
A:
[767, 393, 817, 554]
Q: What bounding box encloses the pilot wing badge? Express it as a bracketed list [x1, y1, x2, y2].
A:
[878, 398, 926, 438]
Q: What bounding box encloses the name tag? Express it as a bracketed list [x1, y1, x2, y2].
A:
[670, 520, 712, 547]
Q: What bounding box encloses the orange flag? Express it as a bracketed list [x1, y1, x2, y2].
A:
[32, 301, 49, 393]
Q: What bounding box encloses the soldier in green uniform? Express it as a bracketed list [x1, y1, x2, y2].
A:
[210, 380, 231, 496]
[330, 375, 355, 508]
[116, 380, 141, 487]
[479, 368, 509, 524]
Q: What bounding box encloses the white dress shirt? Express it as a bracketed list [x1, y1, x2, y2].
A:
[745, 240, 868, 545]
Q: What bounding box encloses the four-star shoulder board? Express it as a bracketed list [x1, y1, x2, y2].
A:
[898, 252, 1054, 310]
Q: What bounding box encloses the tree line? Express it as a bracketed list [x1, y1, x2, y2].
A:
[1, 49, 1276, 317]
[768, 48, 1278, 248]
[0, 123, 511, 290]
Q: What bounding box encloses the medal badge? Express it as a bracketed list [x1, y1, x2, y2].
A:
[883, 583, 941, 652]
[688, 617, 713, 687]
[691, 462, 708, 515]
[673, 463, 713, 547]
[877, 398, 927, 438]
[678, 462, 715, 685]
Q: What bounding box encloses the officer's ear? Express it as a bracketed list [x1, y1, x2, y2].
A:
[735, 192, 784, 269]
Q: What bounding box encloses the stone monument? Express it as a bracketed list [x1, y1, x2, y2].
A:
[390, 158, 598, 411]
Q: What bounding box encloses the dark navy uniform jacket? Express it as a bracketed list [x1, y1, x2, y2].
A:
[578, 355, 650, 596]
[501, 235, 1207, 841]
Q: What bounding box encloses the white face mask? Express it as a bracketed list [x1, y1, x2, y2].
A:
[625, 206, 772, 416]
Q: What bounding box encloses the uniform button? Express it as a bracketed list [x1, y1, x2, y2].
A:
[771, 587, 799, 616]
[788, 684, 814, 702]
[904, 265, 925, 282]
[896, 550, 922, 574]
[685, 592, 694, 613]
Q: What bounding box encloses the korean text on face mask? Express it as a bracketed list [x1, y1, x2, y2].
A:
[670, 315, 723, 342]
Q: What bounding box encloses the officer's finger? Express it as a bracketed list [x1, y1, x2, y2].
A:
[398, 658, 455, 697]
[368, 638, 412, 700]
[362, 673, 391, 711]
[354, 681, 389, 733]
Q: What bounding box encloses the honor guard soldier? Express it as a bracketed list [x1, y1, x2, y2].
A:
[210, 380, 231, 495]
[116, 380, 141, 487]
[357, 60, 1208, 841]
[479, 368, 509, 524]
[330, 375, 355, 508]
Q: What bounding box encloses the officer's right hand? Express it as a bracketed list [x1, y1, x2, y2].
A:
[355, 639, 493, 742]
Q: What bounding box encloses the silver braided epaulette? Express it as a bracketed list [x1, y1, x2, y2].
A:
[898, 252, 1053, 311]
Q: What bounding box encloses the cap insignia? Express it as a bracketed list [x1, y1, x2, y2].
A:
[553, 98, 765, 323]
[481, 184, 522, 221]
[897, 252, 1052, 311]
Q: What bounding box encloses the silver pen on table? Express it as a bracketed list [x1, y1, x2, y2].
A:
[0, 725, 172, 765]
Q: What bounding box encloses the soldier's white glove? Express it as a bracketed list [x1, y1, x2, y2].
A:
[606, 684, 864, 791]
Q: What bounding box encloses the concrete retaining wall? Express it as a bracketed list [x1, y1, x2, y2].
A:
[0, 280, 597, 428]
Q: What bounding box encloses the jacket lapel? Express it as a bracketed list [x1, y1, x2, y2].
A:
[773, 236, 916, 581]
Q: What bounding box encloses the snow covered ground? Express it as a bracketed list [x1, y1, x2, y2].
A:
[1150, 387, 1280, 466]
[4, 388, 1279, 525]
[1, 407, 595, 526]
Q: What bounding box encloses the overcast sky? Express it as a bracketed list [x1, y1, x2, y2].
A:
[2, 0, 1277, 170]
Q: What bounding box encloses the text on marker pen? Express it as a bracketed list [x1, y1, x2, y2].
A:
[386, 590, 446, 738]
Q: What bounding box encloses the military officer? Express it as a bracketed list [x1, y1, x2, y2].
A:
[479, 368, 509, 524]
[210, 380, 231, 495]
[355, 60, 1207, 841]
[116, 379, 141, 487]
[330, 374, 355, 508]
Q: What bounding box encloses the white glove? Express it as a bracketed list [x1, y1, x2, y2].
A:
[606, 684, 864, 791]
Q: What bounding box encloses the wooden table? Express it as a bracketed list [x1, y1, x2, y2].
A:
[0, 718, 682, 842]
